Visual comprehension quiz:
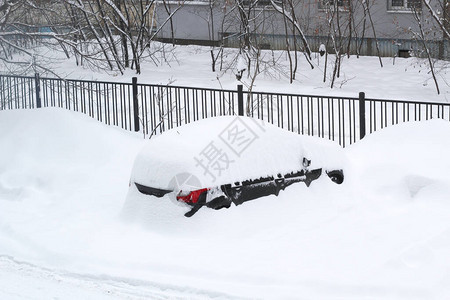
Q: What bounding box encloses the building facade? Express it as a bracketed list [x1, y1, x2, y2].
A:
[155, 0, 449, 59]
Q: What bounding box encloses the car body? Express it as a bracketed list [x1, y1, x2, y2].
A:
[125, 116, 346, 217]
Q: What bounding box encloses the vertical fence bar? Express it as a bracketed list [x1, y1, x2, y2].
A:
[28, 77, 33, 108]
[132, 77, 140, 132]
[8, 77, 12, 109]
[35, 73, 41, 108]
[237, 85, 244, 116]
[13, 77, 18, 109]
[359, 92, 366, 139]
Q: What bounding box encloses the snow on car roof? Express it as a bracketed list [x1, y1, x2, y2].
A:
[130, 116, 346, 190]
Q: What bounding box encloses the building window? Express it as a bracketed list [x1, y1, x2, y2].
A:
[388, 0, 421, 11]
[319, 0, 350, 11]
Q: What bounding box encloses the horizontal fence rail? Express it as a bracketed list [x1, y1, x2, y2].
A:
[1, 73, 449, 147]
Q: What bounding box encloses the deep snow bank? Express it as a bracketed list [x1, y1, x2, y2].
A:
[0, 108, 142, 207]
[347, 119, 450, 202]
[0, 108, 144, 260]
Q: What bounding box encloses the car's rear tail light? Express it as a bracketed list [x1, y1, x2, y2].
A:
[177, 190, 191, 197]
[176, 188, 209, 204]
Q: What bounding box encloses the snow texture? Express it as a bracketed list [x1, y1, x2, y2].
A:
[1, 107, 450, 299]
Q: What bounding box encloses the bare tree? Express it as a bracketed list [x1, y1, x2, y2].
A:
[190, 0, 229, 72]
[312, 0, 382, 87]
[1, 0, 183, 75]
[270, 0, 314, 71]
[392, 0, 448, 94]
[408, 1, 448, 94]
[319, 0, 352, 88]
[361, 0, 383, 67]
[0, 0, 79, 75]
[422, 0, 450, 40]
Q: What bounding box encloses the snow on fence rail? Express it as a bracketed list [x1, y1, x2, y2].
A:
[1, 73, 449, 147]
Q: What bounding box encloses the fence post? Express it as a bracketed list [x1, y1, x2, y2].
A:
[132, 77, 140, 132]
[35, 73, 41, 108]
[237, 84, 244, 116]
[359, 92, 366, 140]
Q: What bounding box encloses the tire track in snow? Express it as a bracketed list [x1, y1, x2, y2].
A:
[0, 256, 248, 300]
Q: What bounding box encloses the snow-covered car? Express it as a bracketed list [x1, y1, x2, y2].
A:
[126, 116, 345, 217]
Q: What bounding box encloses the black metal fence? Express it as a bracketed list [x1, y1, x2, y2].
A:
[1, 73, 449, 147]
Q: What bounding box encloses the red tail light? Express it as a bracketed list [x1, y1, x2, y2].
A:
[176, 188, 209, 204]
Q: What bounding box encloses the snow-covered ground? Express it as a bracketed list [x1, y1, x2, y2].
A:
[1, 43, 450, 298]
[27, 43, 450, 103]
[1, 107, 450, 299]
